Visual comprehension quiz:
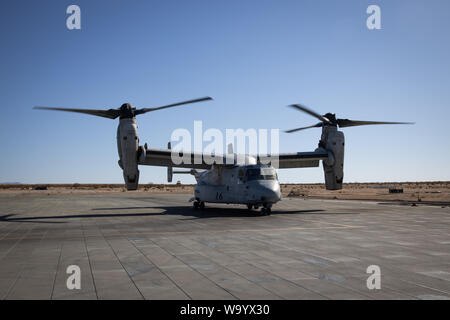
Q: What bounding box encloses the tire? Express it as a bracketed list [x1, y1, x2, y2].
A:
[193, 201, 199, 209]
[247, 204, 253, 211]
[199, 202, 205, 210]
[262, 202, 272, 214]
[261, 205, 272, 216]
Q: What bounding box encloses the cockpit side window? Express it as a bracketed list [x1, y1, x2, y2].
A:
[246, 168, 277, 181]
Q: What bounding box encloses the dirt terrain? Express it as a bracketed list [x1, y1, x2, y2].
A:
[1, 182, 449, 205]
[280, 182, 450, 205]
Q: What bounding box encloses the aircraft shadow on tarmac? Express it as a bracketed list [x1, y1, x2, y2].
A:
[0, 206, 358, 223]
[0, 214, 69, 224]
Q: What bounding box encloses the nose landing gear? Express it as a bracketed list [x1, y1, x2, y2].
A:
[261, 203, 272, 216]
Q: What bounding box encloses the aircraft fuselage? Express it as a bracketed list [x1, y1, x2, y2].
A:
[193, 164, 281, 209]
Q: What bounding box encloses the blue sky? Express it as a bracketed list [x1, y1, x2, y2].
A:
[0, 0, 449, 184]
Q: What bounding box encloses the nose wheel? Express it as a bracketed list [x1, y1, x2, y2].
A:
[261, 204, 272, 216]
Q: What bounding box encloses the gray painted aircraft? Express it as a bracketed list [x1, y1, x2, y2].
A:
[34, 101, 413, 215]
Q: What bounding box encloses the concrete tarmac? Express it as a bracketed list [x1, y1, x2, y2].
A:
[0, 192, 449, 300]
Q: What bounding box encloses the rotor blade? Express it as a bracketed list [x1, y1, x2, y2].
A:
[135, 96, 213, 115]
[288, 104, 330, 123]
[337, 119, 415, 128]
[34, 106, 120, 119]
[285, 122, 323, 133]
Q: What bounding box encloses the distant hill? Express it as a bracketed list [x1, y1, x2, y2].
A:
[0, 182, 21, 185]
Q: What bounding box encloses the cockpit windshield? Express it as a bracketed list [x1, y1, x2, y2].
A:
[246, 167, 277, 181]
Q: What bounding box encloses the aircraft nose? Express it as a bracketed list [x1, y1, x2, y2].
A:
[260, 186, 281, 203]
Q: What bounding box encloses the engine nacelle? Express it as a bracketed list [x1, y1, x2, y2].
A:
[321, 127, 345, 190]
[123, 170, 139, 190]
[117, 118, 140, 190]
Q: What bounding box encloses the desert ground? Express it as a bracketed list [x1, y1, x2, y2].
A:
[1, 182, 449, 206]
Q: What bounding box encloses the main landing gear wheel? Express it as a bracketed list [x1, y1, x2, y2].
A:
[193, 201, 205, 210]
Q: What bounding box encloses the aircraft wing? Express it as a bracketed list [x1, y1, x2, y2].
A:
[257, 149, 329, 169]
[139, 148, 233, 169]
[139, 147, 329, 169]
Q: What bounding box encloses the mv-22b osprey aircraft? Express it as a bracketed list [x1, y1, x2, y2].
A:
[35, 99, 412, 215]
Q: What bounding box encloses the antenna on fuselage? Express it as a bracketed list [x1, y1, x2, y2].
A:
[227, 143, 234, 155]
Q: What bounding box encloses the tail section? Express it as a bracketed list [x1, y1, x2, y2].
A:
[166, 141, 201, 182]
